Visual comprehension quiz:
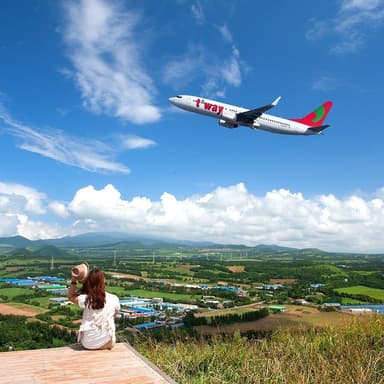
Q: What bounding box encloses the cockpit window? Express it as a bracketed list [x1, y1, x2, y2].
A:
[176, 95, 182, 98]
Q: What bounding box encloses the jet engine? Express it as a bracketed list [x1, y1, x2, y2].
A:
[219, 109, 238, 128]
[221, 110, 237, 122]
[219, 119, 238, 128]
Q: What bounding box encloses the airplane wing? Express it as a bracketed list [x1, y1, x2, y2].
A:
[236, 96, 281, 124]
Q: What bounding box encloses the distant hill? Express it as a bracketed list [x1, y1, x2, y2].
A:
[45, 232, 133, 247]
[0, 235, 34, 248]
[32, 245, 71, 258]
[254, 244, 298, 253]
[0, 232, 332, 255]
[7, 247, 34, 257]
[0, 232, 216, 249]
[3, 245, 71, 258]
[44, 232, 188, 248]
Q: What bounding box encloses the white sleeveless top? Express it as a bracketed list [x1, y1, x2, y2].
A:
[77, 292, 120, 349]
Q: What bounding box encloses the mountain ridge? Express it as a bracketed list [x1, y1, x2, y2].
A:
[0, 232, 377, 255]
[0, 232, 325, 253]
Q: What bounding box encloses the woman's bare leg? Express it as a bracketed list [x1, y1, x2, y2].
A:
[99, 339, 113, 350]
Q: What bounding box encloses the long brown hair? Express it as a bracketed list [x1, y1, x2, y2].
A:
[80, 269, 106, 310]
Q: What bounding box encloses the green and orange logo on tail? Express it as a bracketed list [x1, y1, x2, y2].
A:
[290, 101, 333, 127]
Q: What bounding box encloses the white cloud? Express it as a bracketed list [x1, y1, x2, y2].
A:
[0, 109, 130, 174]
[120, 135, 157, 150]
[162, 49, 200, 88]
[329, 33, 365, 55]
[63, 0, 161, 124]
[59, 183, 384, 252]
[221, 47, 241, 87]
[341, 0, 381, 11]
[4, 181, 384, 252]
[0, 182, 46, 214]
[312, 76, 339, 92]
[191, 0, 205, 25]
[0, 213, 20, 237]
[374, 187, 384, 199]
[305, 20, 329, 41]
[49, 201, 69, 218]
[0, 183, 63, 240]
[163, 16, 244, 97]
[218, 24, 233, 43]
[16, 215, 64, 240]
[306, 0, 384, 55]
[166, 7, 244, 95]
[163, 41, 243, 97]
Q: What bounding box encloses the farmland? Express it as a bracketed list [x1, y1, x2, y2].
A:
[335, 285, 384, 301]
[1, 237, 384, 347]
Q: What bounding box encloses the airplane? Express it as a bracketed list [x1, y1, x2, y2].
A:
[168, 95, 333, 135]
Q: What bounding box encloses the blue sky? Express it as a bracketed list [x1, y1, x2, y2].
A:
[1, 0, 384, 252]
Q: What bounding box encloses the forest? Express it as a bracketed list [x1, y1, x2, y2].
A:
[0, 314, 76, 351]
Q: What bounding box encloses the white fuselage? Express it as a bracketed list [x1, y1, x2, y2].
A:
[169, 95, 314, 135]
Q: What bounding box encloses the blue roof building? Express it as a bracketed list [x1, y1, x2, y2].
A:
[0, 278, 36, 286]
[310, 283, 325, 289]
[34, 276, 65, 282]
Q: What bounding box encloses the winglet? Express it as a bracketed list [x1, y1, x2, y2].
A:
[272, 96, 281, 107]
[236, 96, 283, 123]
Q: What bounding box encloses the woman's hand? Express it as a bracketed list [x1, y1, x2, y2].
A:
[68, 279, 79, 304]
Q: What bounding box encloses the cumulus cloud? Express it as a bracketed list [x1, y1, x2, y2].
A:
[63, 0, 161, 123]
[3, 181, 384, 252]
[49, 201, 69, 218]
[15, 215, 64, 240]
[306, 0, 384, 55]
[0, 213, 20, 237]
[0, 182, 62, 239]
[0, 109, 130, 174]
[0, 182, 46, 214]
[53, 183, 384, 252]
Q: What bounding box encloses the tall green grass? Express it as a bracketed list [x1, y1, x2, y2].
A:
[135, 316, 384, 383]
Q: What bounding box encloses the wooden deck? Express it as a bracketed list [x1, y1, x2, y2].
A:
[0, 343, 176, 384]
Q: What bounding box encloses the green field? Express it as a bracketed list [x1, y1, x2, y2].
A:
[340, 297, 367, 305]
[106, 285, 131, 297]
[120, 288, 199, 301]
[335, 285, 384, 301]
[28, 296, 53, 308]
[0, 287, 36, 299]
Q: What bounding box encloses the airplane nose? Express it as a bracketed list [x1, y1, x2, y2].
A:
[168, 97, 176, 105]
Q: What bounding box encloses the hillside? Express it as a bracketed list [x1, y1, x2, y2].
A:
[0, 236, 34, 248]
[136, 316, 384, 384]
[32, 246, 71, 258]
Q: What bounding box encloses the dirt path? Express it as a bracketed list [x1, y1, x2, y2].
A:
[0, 303, 45, 317]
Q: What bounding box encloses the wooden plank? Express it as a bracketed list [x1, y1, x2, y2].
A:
[0, 343, 176, 384]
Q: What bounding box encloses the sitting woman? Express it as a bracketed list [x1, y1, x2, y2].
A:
[68, 268, 120, 350]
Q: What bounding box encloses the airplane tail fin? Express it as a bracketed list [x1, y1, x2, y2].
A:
[290, 101, 333, 127]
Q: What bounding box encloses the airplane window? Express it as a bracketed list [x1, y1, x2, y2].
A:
[176, 95, 182, 98]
